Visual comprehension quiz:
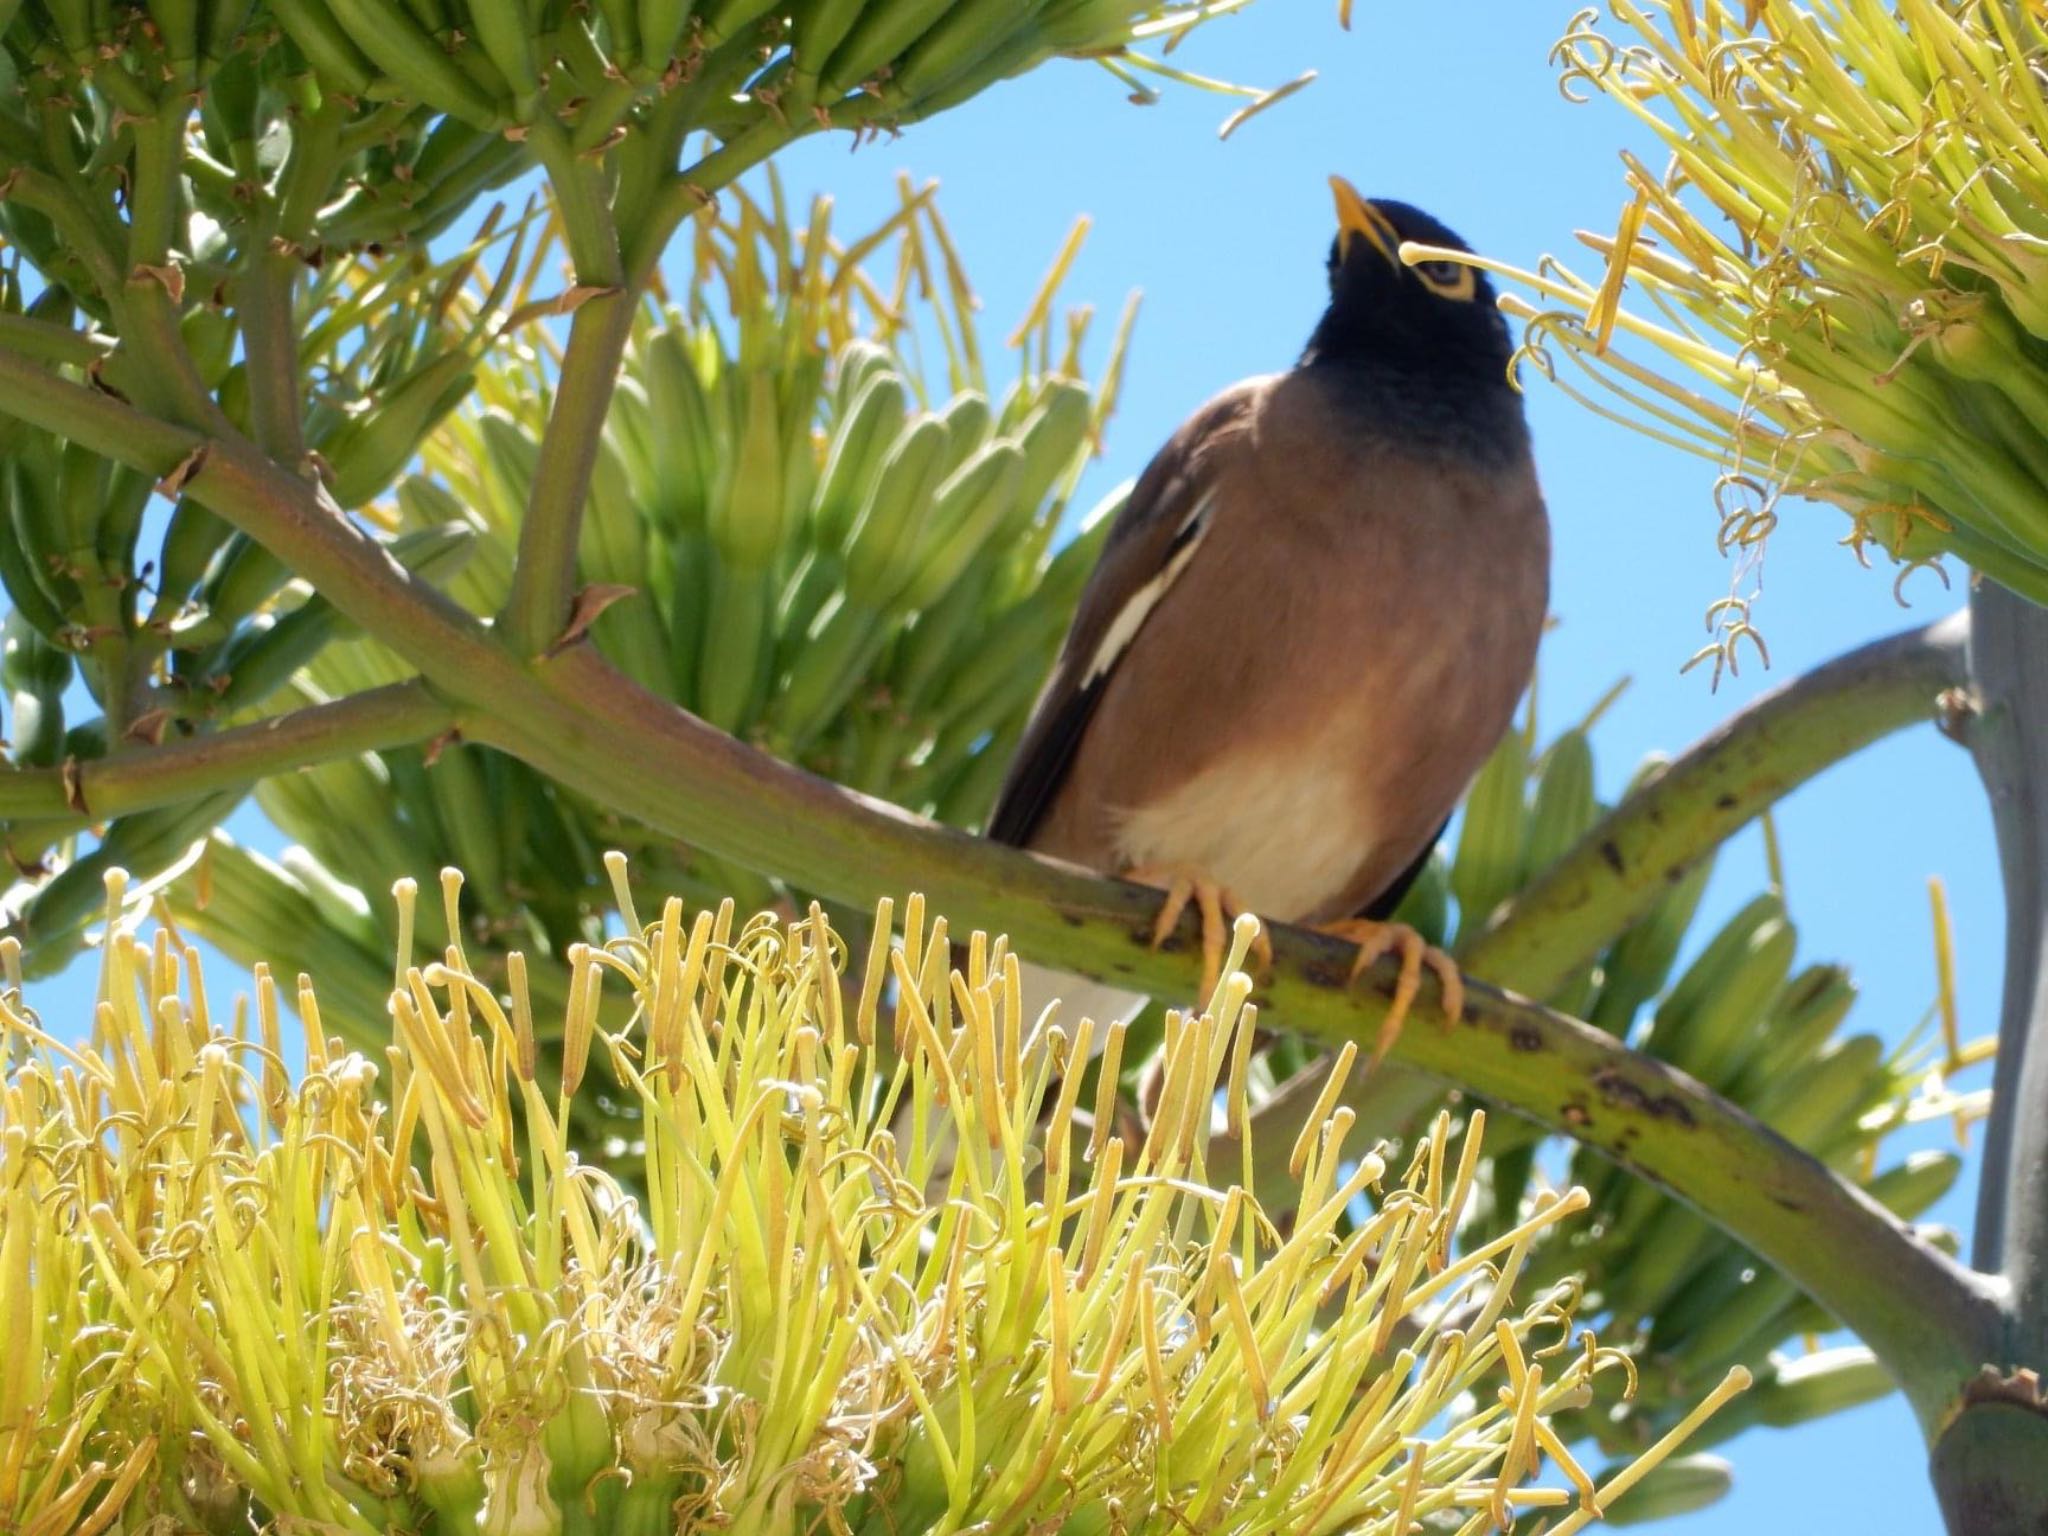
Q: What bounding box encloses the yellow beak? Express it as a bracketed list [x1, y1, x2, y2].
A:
[1330, 177, 1402, 268]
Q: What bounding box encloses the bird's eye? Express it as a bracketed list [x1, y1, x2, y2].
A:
[1413, 258, 1478, 301]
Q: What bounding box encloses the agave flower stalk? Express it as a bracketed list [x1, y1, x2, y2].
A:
[0, 0, 2027, 1516]
[0, 870, 1742, 1534]
[0, 307, 2003, 1467]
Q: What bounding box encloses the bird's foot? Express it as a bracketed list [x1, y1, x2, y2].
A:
[1315, 918, 1464, 1063]
[1121, 863, 1274, 1003]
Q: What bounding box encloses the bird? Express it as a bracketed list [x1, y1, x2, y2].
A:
[986, 179, 1550, 1062]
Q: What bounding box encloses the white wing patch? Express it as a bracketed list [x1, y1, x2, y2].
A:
[1081, 491, 1215, 687]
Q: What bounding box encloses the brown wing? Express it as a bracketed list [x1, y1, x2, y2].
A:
[985, 379, 1267, 849]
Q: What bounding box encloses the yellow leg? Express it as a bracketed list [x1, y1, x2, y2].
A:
[1122, 864, 1274, 1001]
[1315, 919, 1464, 1063]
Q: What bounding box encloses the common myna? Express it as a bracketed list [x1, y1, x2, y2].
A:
[988, 180, 1550, 1058]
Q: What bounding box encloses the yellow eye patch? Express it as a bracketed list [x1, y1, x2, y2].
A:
[1408, 255, 1480, 302]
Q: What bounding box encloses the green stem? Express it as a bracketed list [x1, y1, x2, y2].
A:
[494, 113, 633, 657]
[276, 95, 348, 248]
[495, 118, 631, 658]
[117, 108, 233, 433]
[492, 113, 803, 656]
[1966, 581, 2048, 1304]
[126, 106, 186, 268]
[621, 118, 795, 281]
[62, 47, 155, 118]
[526, 119, 624, 287]
[496, 288, 635, 657]
[609, 90, 691, 248]
[0, 314, 112, 369]
[231, 95, 350, 465]
[0, 682, 450, 826]
[238, 241, 306, 462]
[1465, 610, 1971, 995]
[497, 111, 777, 657]
[0, 165, 126, 302]
[333, 100, 417, 161]
[180, 144, 244, 213]
[0, 339, 2003, 1435]
[611, 37, 770, 243]
[73, 520, 136, 748]
[115, 275, 219, 427]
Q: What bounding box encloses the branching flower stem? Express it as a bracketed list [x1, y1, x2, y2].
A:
[0, 682, 449, 826]
[1965, 584, 2048, 1324]
[498, 117, 809, 657]
[1922, 579, 2048, 1532]
[1470, 612, 1972, 995]
[496, 124, 632, 658]
[497, 287, 638, 657]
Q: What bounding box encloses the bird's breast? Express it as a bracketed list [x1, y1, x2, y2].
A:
[1110, 750, 1378, 922]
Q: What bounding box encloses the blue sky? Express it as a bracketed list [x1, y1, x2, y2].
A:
[24, 4, 1998, 1530]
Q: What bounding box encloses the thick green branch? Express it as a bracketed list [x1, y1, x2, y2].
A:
[1965, 581, 2048, 1358]
[0, 682, 450, 826]
[1466, 611, 1971, 995]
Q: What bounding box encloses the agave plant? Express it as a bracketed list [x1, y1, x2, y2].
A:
[3, 0, 2043, 1528]
[80, 165, 1976, 1508]
[4, 162, 1991, 1521]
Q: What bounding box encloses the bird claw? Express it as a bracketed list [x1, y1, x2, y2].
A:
[1315, 919, 1464, 1064]
[1122, 864, 1271, 1004]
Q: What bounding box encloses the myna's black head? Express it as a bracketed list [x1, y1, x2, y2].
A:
[1304, 180, 1514, 382]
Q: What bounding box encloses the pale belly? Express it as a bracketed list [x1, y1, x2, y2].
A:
[1108, 752, 1375, 922]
